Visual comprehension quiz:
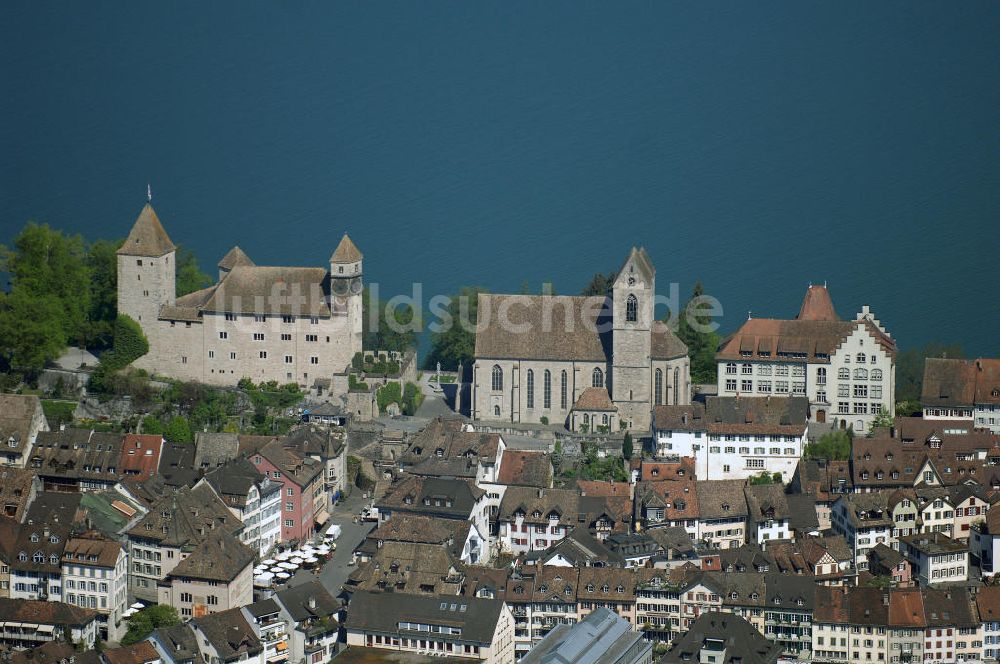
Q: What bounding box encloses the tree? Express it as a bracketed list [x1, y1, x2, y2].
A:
[748, 471, 783, 485]
[622, 432, 634, 461]
[164, 416, 193, 443]
[804, 430, 852, 461]
[869, 408, 894, 434]
[121, 605, 180, 645]
[3, 223, 91, 346]
[86, 238, 123, 348]
[581, 271, 616, 297]
[675, 282, 721, 384]
[175, 246, 212, 296]
[425, 286, 487, 370]
[362, 288, 418, 352]
[0, 288, 67, 375]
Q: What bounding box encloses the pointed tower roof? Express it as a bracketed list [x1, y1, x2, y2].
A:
[117, 204, 176, 257]
[217, 246, 255, 271]
[615, 246, 655, 285]
[330, 233, 363, 263]
[797, 284, 839, 321]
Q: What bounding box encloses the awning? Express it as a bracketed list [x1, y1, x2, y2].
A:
[6, 623, 23, 628]
[36, 625, 55, 633]
[275, 642, 288, 652]
[20, 623, 39, 630]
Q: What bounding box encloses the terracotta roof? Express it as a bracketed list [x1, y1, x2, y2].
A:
[635, 480, 699, 521]
[118, 204, 176, 257]
[744, 484, 791, 523]
[717, 313, 895, 363]
[496, 451, 553, 488]
[193, 608, 261, 661]
[63, 534, 123, 568]
[127, 482, 240, 547]
[499, 487, 580, 526]
[922, 357, 1000, 407]
[572, 387, 616, 412]
[797, 285, 838, 321]
[577, 567, 636, 601]
[258, 439, 324, 487]
[0, 467, 36, 521]
[202, 266, 333, 316]
[977, 587, 1000, 622]
[330, 233, 363, 263]
[638, 458, 696, 481]
[103, 641, 160, 664]
[577, 481, 630, 498]
[119, 434, 163, 482]
[7, 641, 91, 664]
[218, 246, 255, 270]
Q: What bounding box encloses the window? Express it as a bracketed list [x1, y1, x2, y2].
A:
[742, 379, 753, 392]
[281, 333, 292, 341]
[259, 351, 267, 359]
[817, 367, 827, 385]
[626, 294, 638, 322]
[838, 402, 849, 414]
[306, 334, 317, 342]
[854, 384, 868, 398]
[592, 367, 604, 388]
[854, 368, 868, 380]
[282, 315, 293, 324]
[181, 592, 193, 603]
[310, 356, 319, 365]
[725, 379, 736, 391]
[255, 314, 266, 323]
[838, 384, 850, 398]
[526, 370, 534, 409]
[871, 369, 882, 381]
[775, 381, 787, 394]
[286, 502, 294, 511]
[857, 353, 866, 363]
[224, 313, 236, 321]
[219, 331, 228, 339]
[285, 519, 294, 528]
[253, 333, 264, 341]
[491, 365, 503, 391]
[284, 355, 293, 364]
[757, 381, 771, 393]
[838, 368, 849, 380]
[726, 363, 737, 375]
[543, 370, 552, 409]
[655, 369, 663, 405]
[494, 405, 500, 417]
[561, 370, 568, 409]
[742, 364, 753, 375]
[208, 350, 214, 359]
[230, 352, 237, 360]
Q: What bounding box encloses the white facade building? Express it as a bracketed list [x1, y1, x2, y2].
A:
[715, 286, 896, 433]
[61, 536, 129, 642]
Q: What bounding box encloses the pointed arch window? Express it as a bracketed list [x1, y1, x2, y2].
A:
[592, 367, 604, 388]
[491, 365, 503, 391]
[494, 405, 500, 417]
[655, 368, 663, 405]
[526, 370, 535, 409]
[560, 371, 568, 410]
[673, 367, 681, 405]
[625, 294, 638, 322]
[543, 370, 552, 409]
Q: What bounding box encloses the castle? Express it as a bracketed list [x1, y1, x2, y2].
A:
[472, 248, 691, 433]
[116, 203, 363, 387]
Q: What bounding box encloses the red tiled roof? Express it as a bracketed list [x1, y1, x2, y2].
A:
[119, 434, 163, 482]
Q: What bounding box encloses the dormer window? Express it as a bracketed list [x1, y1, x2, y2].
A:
[30, 533, 39, 542]
[616, 585, 624, 593]
[587, 584, 595, 592]
[538, 585, 547, 593]
[601, 585, 609, 593]
[730, 592, 738, 600]
[750, 592, 759, 600]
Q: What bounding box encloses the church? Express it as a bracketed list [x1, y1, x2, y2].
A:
[116, 203, 363, 387]
[472, 248, 690, 433]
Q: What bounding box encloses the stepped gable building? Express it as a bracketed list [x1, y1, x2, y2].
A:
[116, 203, 363, 388]
[473, 248, 690, 433]
[716, 284, 896, 432]
[922, 357, 1000, 433]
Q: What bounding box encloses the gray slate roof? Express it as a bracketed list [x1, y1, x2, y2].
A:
[345, 591, 505, 644]
[118, 204, 176, 257]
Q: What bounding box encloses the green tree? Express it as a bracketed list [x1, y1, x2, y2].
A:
[748, 471, 783, 485]
[425, 286, 487, 370]
[121, 605, 180, 645]
[3, 223, 91, 346]
[175, 246, 212, 296]
[0, 289, 67, 375]
[804, 430, 852, 461]
[675, 282, 721, 384]
[581, 271, 616, 297]
[164, 416, 193, 443]
[869, 408, 894, 434]
[86, 238, 123, 347]
[622, 432, 634, 460]
[362, 288, 418, 352]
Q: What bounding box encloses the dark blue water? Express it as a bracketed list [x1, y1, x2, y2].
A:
[3, 1, 999, 355]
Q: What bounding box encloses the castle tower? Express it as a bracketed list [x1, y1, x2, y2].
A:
[117, 203, 176, 328]
[611, 247, 655, 431]
[217, 245, 254, 282]
[330, 233, 364, 353]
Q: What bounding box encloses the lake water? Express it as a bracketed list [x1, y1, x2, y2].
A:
[2, 1, 998, 356]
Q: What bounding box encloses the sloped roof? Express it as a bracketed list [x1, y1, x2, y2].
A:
[218, 246, 255, 270]
[330, 233, 363, 263]
[496, 451, 553, 488]
[193, 608, 262, 661]
[572, 387, 616, 412]
[617, 247, 655, 285]
[0, 393, 43, 454]
[797, 285, 838, 321]
[704, 396, 809, 436]
[118, 204, 175, 257]
[345, 591, 505, 644]
[922, 357, 1000, 407]
[168, 528, 254, 582]
[201, 266, 332, 316]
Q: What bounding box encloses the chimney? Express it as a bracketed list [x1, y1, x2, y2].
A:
[883, 593, 889, 606]
[60, 423, 66, 432]
[308, 597, 316, 610]
[537, 489, 543, 499]
[43, 527, 50, 538]
[682, 413, 688, 425]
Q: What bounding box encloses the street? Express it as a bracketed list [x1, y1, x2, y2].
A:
[286, 489, 376, 598]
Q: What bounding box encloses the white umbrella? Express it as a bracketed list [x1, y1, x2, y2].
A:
[270, 568, 284, 575]
[130, 602, 144, 610]
[276, 572, 291, 580]
[279, 561, 298, 570]
[254, 566, 267, 574]
[304, 556, 319, 564]
[262, 559, 277, 566]
[254, 573, 275, 586]
[315, 545, 330, 553]
[290, 557, 305, 565]
[122, 608, 137, 618]
[275, 551, 292, 560]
